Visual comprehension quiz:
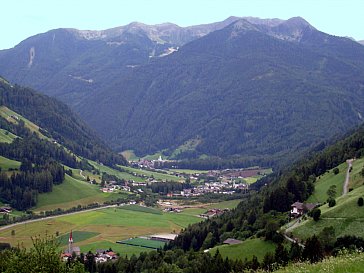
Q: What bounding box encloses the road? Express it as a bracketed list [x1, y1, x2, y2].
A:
[343, 159, 353, 195]
[282, 233, 305, 248]
[0, 205, 117, 232]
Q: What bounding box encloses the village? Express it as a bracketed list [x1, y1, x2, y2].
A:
[100, 158, 269, 198]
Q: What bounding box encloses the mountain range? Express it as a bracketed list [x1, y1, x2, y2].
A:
[1, 17, 364, 165]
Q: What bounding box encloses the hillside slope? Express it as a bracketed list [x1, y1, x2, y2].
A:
[0, 79, 126, 166]
[1, 17, 364, 166]
[80, 18, 364, 163]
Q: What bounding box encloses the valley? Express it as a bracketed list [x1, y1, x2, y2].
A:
[1, 11, 364, 272]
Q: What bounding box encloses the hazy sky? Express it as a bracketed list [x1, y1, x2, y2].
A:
[1, 0, 363, 49]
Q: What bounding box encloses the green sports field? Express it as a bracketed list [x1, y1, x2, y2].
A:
[118, 237, 165, 249]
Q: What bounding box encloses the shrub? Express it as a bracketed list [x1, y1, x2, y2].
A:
[358, 197, 364, 207]
[328, 198, 336, 207]
[312, 208, 321, 221]
[333, 168, 339, 175]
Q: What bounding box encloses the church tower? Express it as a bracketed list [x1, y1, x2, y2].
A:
[68, 230, 73, 254]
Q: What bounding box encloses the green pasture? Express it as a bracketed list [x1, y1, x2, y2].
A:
[307, 162, 348, 203]
[271, 252, 364, 273]
[0, 156, 21, 170]
[0, 129, 17, 143]
[291, 184, 364, 240]
[119, 205, 162, 215]
[347, 157, 364, 189]
[0, 206, 201, 254]
[121, 150, 139, 161]
[119, 166, 182, 182]
[210, 238, 276, 262]
[0, 106, 48, 139]
[57, 231, 99, 246]
[168, 169, 209, 174]
[80, 241, 147, 256]
[89, 161, 144, 182]
[35, 175, 122, 212]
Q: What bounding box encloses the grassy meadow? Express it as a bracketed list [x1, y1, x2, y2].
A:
[121, 150, 139, 161]
[306, 162, 347, 203]
[270, 251, 364, 273]
[291, 180, 364, 240]
[0, 206, 202, 255]
[0, 156, 21, 170]
[35, 175, 124, 212]
[119, 166, 182, 182]
[0, 106, 48, 139]
[0, 129, 17, 143]
[89, 161, 145, 182]
[209, 238, 276, 262]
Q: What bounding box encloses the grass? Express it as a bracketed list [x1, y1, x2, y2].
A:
[0, 206, 201, 253]
[169, 138, 201, 159]
[271, 251, 364, 273]
[209, 238, 276, 262]
[63, 166, 101, 183]
[121, 150, 139, 161]
[168, 169, 209, 174]
[118, 237, 165, 249]
[291, 184, 364, 240]
[80, 241, 148, 256]
[348, 157, 364, 189]
[206, 199, 242, 209]
[0, 156, 21, 170]
[119, 205, 163, 215]
[35, 175, 123, 212]
[57, 231, 99, 246]
[0, 129, 17, 143]
[119, 166, 182, 182]
[0, 106, 48, 139]
[307, 162, 348, 203]
[89, 161, 145, 182]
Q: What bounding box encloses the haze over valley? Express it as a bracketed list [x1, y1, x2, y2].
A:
[1, 1, 364, 272]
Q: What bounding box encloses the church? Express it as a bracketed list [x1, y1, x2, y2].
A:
[62, 231, 81, 259]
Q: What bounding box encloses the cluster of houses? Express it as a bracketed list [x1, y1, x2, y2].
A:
[164, 181, 247, 198]
[163, 207, 182, 213]
[199, 208, 229, 219]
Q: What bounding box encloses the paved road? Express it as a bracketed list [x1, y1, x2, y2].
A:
[0, 205, 117, 232]
[343, 159, 353, 195]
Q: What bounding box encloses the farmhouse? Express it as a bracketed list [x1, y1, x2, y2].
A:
[223, 238, 242, 245]
[0, 207, 12, 214]
[290, 201, 317, 217]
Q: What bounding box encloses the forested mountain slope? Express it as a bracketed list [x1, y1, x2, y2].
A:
[1, 17, 364, 166]
[0, 79, 126, 166]
[80, 18, 364, 163]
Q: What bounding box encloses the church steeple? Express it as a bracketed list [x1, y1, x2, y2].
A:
[68, 230, 73, 254]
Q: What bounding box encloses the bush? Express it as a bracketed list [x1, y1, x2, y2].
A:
[333, 168, 339, 175]
[328, 198, 336, 207]
[358, 197, 364, 207]
[312, 208, 321, 221]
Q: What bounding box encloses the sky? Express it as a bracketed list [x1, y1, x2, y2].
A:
[1, 0, 363, 50]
